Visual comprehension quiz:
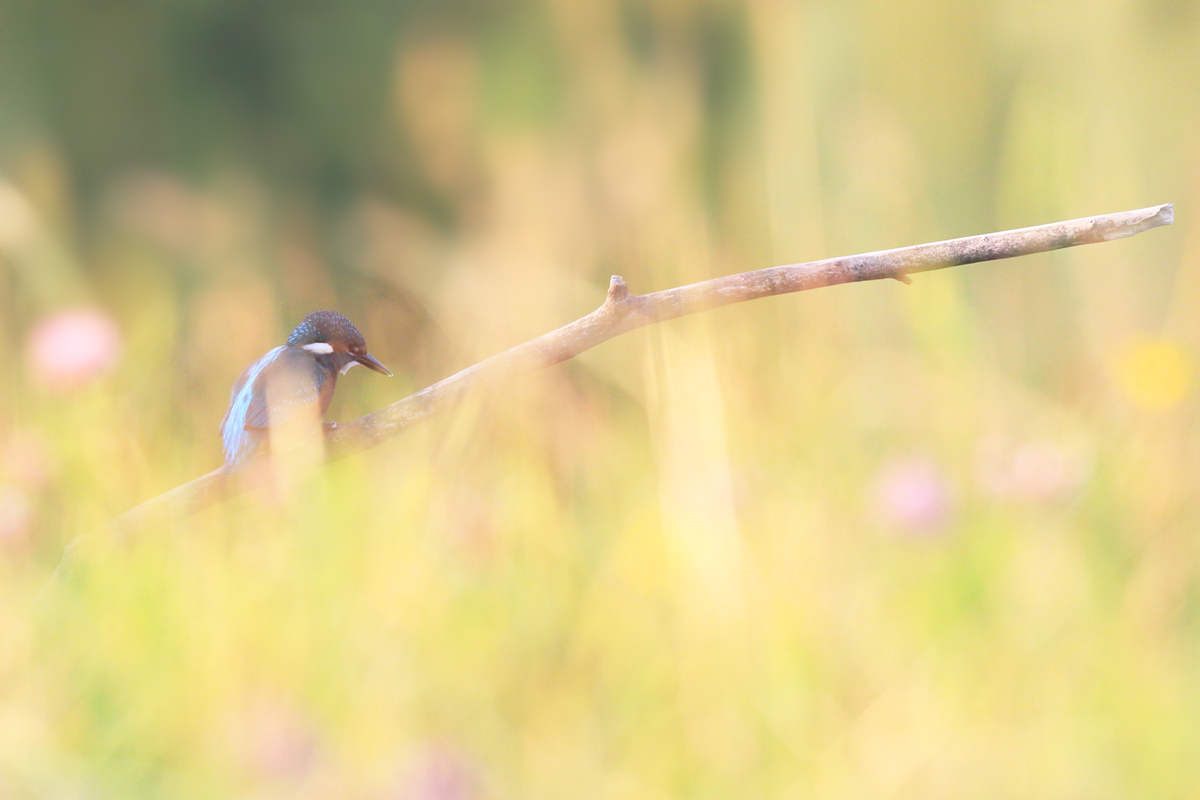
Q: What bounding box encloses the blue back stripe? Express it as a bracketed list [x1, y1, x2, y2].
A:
[220, 346, 284, 467]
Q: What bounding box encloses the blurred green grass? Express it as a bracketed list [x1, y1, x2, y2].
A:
[1, 0, 1198, 797]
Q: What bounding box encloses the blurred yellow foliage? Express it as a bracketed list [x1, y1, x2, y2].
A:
[0, 0, 1195, 797]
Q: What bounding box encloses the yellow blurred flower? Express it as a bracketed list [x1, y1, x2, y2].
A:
[0, 181, 38, 252]
[1115, 339, 1193, 410]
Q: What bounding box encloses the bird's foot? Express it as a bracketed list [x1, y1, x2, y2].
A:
[323, 421, 339, 432]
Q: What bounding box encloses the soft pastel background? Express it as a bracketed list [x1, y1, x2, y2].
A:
[0, 1, 1195, 797]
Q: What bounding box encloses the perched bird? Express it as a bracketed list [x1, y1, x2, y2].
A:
[220, 310, 392, 470]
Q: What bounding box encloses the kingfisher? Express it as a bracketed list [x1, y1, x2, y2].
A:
[220, 310, 392, 471]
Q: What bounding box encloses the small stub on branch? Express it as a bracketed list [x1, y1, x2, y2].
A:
[607, 275, 630, 303]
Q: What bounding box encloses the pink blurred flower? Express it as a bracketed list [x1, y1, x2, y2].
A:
[0, 484, 31, 546]
[391, 745, 480, 800]
[976, 437, 1088, 505]
[875, 457, 954, 534]
[242, 702, 321, 782]
[26, 307, 121, 391]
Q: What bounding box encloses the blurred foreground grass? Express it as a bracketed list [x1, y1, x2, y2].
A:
[1, 0, 1200, 797]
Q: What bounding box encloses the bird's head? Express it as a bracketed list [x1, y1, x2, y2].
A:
[287, 310, 393, 376]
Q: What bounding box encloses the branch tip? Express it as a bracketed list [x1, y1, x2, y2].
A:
[1098, 203, 1175, 240]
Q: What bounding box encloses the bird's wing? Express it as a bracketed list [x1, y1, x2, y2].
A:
[220, 347, 331, 469]
[244, 348, 326, 430]
[220, 346, 285, 467]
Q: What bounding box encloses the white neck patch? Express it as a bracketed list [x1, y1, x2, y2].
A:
[302, 342, 334, 354]
[339, 360, 360, 375]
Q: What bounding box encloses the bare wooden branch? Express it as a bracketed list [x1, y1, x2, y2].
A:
[50, 203, 1174, 576]
[329, 202, 1173, 454]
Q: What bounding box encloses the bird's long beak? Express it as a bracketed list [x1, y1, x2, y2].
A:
[356, 351, 393, 377]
